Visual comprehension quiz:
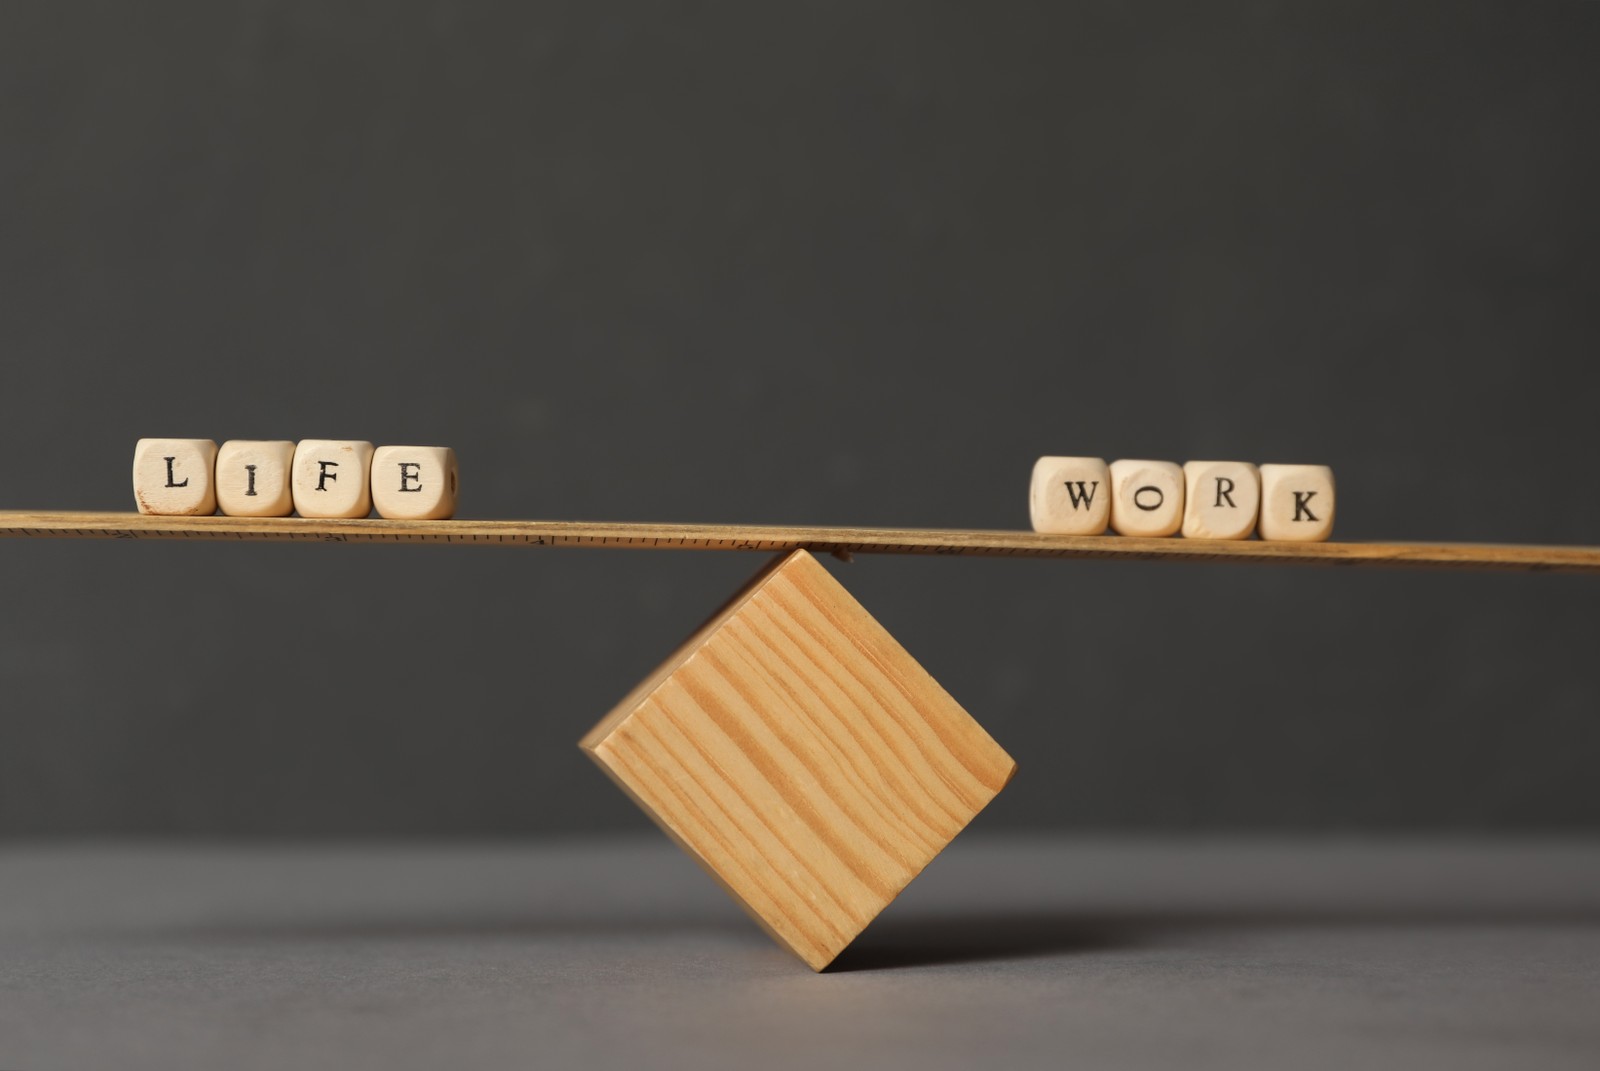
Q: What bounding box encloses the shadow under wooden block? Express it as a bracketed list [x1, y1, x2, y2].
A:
[580, 549, 1017, 971]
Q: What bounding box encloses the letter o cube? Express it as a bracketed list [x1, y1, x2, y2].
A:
[1109, 459, 1184, 537]
[1259, 464, 1335, 542]
[1029, 456, 1110, 535]
[132, 438, 218, 516]
[291, 440, 374, 518]
[371, 446, 459, 520]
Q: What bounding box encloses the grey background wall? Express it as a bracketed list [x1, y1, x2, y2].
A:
[2, 0, 1597, 837]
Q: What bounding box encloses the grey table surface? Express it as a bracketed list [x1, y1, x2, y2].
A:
[2, 836, 1597, 1070]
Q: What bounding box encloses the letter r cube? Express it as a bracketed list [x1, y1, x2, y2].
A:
[1182, 460, 1260, 540]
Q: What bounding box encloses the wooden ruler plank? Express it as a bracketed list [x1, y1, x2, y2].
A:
[1, 510, 1597, 572]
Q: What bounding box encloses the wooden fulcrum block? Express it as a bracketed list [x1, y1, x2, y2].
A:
[291, 440, 374, 518]
[1029, 456, 1110, 534]
[131, 438, 218, 515]
[1109, 459, 1184, 537]
[1259, 463, 1335, 541]
[580, 549, 1016, 971]
[370, 446, 459, 520]
[1182, 460, 1260, 540]
[216, 440, 295, 517]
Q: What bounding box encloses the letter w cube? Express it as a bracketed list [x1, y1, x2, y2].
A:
[1029, 456, 1110, 534]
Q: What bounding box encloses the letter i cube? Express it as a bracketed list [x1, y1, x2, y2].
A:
[371, 446, 459, 520]
[291, 440, 375, 518]
[132, 438, 218, 515]
[1029, 456, 1110, 534]
[216, 440, 295, 517]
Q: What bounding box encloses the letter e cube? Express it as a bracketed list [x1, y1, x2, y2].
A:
[371, 446, 459, 520]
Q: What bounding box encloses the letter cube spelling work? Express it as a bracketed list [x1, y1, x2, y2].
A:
[215, 440, 296, 517]
[132, 438, 218, 515]
[1108, 459, 1184, 537]
[1182, 460, 1261, 540]
[1029, 456, 1110, 534]
[291, 440, 375, 519]
[580, 549, 1016, 971]
[1259, 463, 1336, 541]
[371, 446, 459, 520]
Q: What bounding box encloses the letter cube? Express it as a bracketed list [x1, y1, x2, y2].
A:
[1029, 456, 1110, 535]
[370, 446, 459, 520]
[1259, 464, 1335, 541]
[291, 440, 374, 518]
[1182, 460, 1260, 540]
[215, 440, 295, 517]
[1109, 459, 1184, 537]
[131, 438, 218, 516]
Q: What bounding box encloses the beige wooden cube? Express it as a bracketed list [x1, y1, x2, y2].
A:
[1182, 460, 1260, 540]
[582, 549, 1015, 971]
[370, 446, 459, 520]
[131, 438, 218, 516]
[1259, 464, 1335, 541]
[1029, 456, 1110, 535]
[1109, 459, 1183, 537]
[291, 440, 374, 518]
[215, 440, 295, 517]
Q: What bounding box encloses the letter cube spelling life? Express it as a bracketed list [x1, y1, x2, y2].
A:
[132, 438, 218, 516]
[370, 446, 458, 520]
[580, 549, 1016, 971]
[291, 440, 375, 519]
[216, 440, 296, 517]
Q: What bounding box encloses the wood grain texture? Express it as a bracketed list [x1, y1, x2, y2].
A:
[3, 511, 1600, 572]
[580, 549, 1017, 971]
